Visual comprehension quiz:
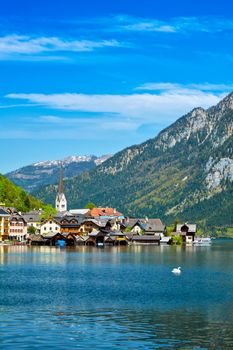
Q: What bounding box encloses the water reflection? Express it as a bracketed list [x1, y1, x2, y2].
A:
[1, 307, 233, 349]
[1, 241, 233, 349]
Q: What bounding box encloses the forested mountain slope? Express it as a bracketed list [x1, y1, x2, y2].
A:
[34, 93, 233, 227]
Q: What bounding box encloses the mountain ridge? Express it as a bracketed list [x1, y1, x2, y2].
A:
[33, 92, 233, 227]
[6, 154, 112, 193]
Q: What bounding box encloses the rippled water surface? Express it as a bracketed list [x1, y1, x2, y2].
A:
[1, 240, 233, 349]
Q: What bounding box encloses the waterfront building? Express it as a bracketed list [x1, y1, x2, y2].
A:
[0, 208, 10, 241]
[55, 161, 67, 213]
[173, 224, 197, 243]
[129, 218, 166, 236]
[9, 213, 27, 242]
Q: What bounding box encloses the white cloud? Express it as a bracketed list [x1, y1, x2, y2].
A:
[122, 22, 176, 33]
[115, 15, 233, 34]
[38, 115, 138, 131]
[3, 82, 232, 139]
[136, 82, 233, 93]
[0, 34, 121, 56]
[6, 85, 227, 125]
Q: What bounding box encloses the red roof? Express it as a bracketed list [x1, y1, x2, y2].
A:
[89, 207, 123, 217]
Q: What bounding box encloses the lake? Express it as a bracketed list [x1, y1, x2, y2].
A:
[1, 240, 233, 349]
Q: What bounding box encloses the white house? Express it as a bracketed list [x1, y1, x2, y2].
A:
[41, 218, 61, 236]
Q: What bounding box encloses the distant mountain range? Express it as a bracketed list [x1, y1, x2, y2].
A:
[6, 154, 112, 193]
[33, 92, 233, 228]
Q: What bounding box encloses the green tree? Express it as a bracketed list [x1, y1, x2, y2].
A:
[172, 235, 183, 245]
[40, 205, 57, 221]
[27, 225, 37, 234]
[84, 202, 96, 209]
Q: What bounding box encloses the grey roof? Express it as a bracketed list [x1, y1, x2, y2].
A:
[0, 206, 17, 214]
[81, 219, 106, 227]
[22, 212, 41, 223]
[88, 230, 105, 237]
[41, 218, 61, 226]
[176, 224, 197, 233]
[104, 236, 116, 242]
[69, 209, 90, 216]
[75, 235, 84, 241]
[82, 235, 89, 241]
[144, 223, 165, 233]
[132, 234, 161, 241]
[107, 231, 126, 237]
[0, 208, 10, 216]
[10, 214, 27, 224]
[27, 234, 45, 242]
[132, 219, 165, 232]
[125, 218, 141, 227]
[42, 232, 64, 239]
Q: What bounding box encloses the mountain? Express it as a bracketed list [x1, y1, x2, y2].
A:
[33, 93, 233, 228]
[6, 154, 112, 193]
[0, 174, 46, 212]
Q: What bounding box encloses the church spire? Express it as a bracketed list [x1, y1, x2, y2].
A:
[55, 161, 67, 212]
[58, 161, 64, 194]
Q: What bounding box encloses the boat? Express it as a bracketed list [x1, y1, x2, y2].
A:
[160, 236, 171, 244]
[193, 237, 212, 245]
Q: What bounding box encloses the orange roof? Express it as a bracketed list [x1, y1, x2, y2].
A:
[89, 207, 123, 217]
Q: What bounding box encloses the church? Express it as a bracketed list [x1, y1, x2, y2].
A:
[55, 162, 67, 213]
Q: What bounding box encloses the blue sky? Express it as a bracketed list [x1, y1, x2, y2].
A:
[1, 0, 233, 173]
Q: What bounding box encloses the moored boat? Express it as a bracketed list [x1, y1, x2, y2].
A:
[193, 237, 212, 245]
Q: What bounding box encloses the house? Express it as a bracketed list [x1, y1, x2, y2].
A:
[9, 213, 27, 242]
[107, 231, 128, 245]
[174, 224, 197, 244]
[40, 218, 61, 236]
[131, 218, 166, 236]
[61, 233, 76, 246]
[85, 230, 105, 246]
[78, 219, 105, 235]
[132, 234, 161, 245]
[0, 208, 10, 241]
[22, 210, 42, 234]
[27, 234, 47, 246]
[58, 216, 81, 236]
[75, 235, 86, 246]
[42, 232, 66, 246]
[104, 235, 116, 246]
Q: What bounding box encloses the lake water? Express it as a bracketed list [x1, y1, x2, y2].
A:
[1, 240, 233, 349]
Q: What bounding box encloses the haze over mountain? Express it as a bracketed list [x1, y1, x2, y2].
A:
[6, 154, 111, 193]
[34, 93, 233, 227]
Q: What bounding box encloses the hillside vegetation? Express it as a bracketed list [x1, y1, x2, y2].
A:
[0, 174, 50, 212]
[33, 93, 233, 229]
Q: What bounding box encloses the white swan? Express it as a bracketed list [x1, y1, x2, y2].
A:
[172, 266, 181, 274]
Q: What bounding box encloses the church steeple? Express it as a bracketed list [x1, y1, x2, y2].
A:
[58, 161, 64, 194]
[55, 161, 67, 212]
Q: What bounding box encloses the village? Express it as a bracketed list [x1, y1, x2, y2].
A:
[0, 163, 197, 247]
